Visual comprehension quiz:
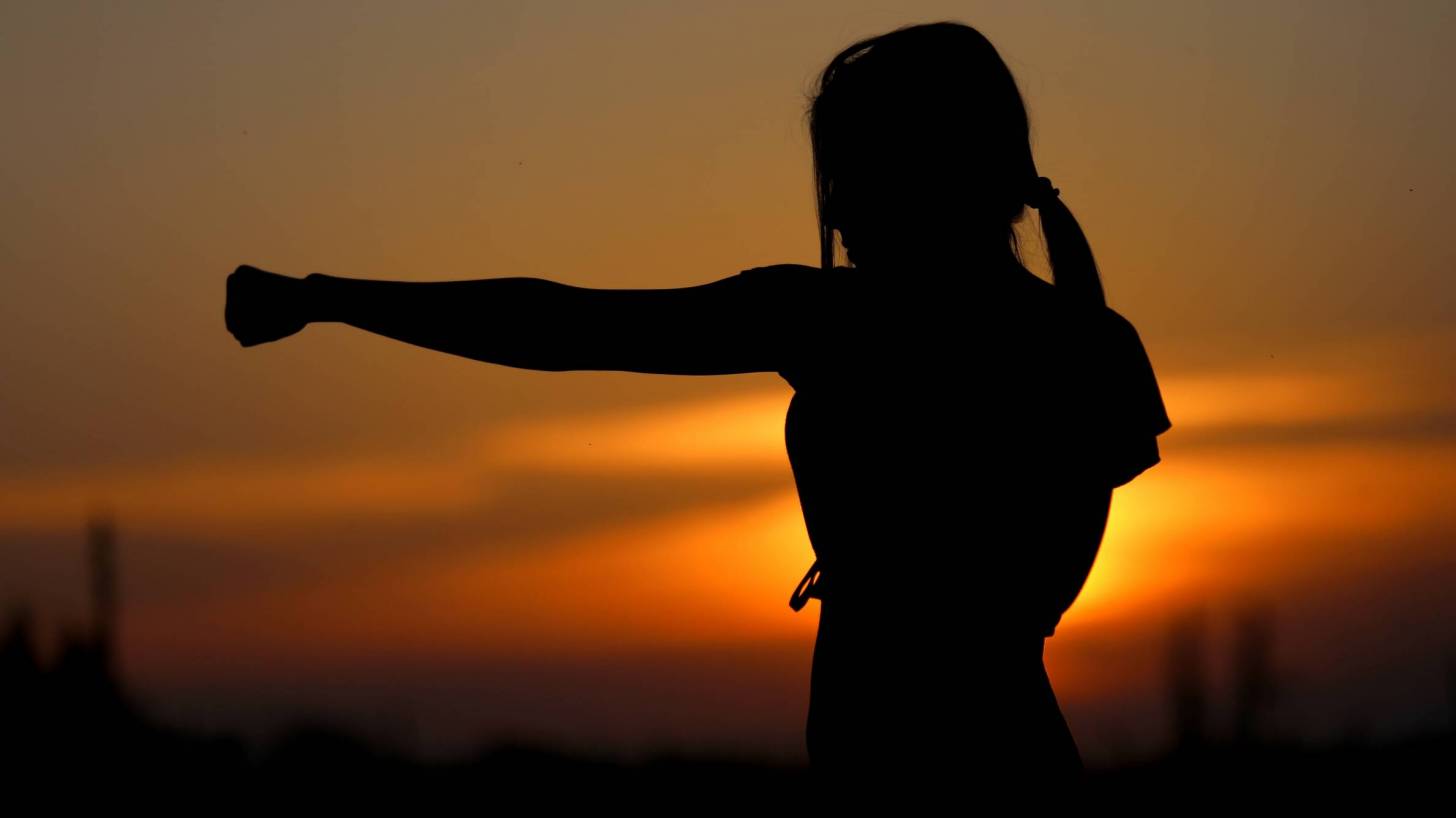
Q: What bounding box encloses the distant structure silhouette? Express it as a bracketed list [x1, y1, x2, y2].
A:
[224, 20, 1174, 794]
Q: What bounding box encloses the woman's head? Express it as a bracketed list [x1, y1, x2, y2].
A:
[806, 21, 1105, 306]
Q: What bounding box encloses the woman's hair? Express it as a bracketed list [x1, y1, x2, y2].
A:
[805, 21, 1106, 307]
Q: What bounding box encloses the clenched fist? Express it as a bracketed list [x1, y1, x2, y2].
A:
[225, 264, 310, 347]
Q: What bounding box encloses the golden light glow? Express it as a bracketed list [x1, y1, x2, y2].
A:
[0, 388, 794, 533]
[126, 489, 818, 677]
[472, 389, 793, 473]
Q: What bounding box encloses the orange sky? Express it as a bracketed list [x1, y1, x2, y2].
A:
[3, 1, 1454, 764]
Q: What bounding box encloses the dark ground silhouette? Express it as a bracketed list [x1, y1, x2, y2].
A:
[3, 515, 1451, 801]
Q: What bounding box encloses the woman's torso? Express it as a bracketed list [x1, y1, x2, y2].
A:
[780, 261, 1108, 634]
[778, 261, 1102, 778]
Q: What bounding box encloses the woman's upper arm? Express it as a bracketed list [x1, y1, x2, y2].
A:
[545, 264, 815, 376]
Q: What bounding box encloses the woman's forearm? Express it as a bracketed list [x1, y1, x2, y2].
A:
[299, 269, 787, 376]
[304, 273, 584, 371]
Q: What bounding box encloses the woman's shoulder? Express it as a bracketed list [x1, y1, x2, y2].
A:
[736, 262, 826, 276]
[735, 263, 842, 287]
[735, 263, 860, 313]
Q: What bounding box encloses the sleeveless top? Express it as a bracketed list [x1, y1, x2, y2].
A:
[734, 262, 1173, 638]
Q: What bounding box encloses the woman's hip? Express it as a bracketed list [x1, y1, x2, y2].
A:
[805, 595, 1080, 779]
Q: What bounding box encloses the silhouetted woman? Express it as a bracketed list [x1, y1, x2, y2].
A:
[225, 21, 1171, 794]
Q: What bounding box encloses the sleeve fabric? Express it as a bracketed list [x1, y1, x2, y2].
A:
[734, 264, 826, 388]
[1092, 308, 1173, 488]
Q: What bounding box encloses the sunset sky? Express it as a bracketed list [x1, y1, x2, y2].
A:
[2, 1, 1454, 764]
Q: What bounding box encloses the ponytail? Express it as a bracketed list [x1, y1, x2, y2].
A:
[1027, 176, 1107, 309]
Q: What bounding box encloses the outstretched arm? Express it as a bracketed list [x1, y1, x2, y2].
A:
[226, 264, 809, 376]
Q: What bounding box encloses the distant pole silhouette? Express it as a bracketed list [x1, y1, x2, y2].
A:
[1231, 602, 1278, 745]
[87, 512, 118, 679]
[1166, 607, 1210, 753]
[1445, 644, 1456, 735]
